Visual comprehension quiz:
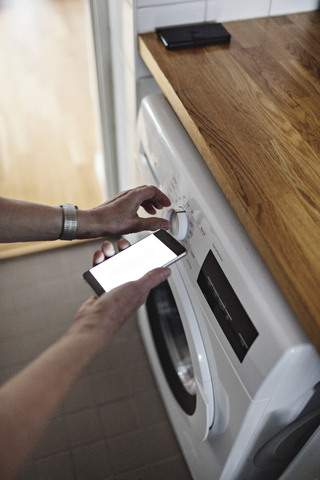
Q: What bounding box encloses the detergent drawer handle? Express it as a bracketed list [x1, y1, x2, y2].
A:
[254, 405, 320, 472]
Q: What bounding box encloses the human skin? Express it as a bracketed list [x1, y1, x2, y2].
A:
[0, 185, 172, 479]
[0, 185, 171, 243]
[0, 266, 170, 480]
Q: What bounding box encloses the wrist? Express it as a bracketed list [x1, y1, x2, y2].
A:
[76, 208, 104, 239]
[75, 209, 94, 239]
[63, 323, 105, 371]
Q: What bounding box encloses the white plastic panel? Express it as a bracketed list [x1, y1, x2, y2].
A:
[137, 2, 207, 34]
[167, 267, 214, 441]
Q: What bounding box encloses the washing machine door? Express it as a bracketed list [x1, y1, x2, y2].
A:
[146, 264, 214, 441]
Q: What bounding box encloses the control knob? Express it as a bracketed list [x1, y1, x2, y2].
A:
[166, 207, 188, 240]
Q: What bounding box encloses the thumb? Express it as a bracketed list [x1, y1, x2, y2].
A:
[139, 267, 172, 291]
[119, 267, 172, 310]
[100, 267, 171, 322]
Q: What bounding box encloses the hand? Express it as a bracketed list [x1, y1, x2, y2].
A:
[72, 267, 171, 346]
[76, 235, 171, 345]
[73, 235, 171, 346]
[77, 185, 171, 239]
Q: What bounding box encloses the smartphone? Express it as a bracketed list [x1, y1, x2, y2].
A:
[83, 229, 187, 296]
[157, 22, 231, 50]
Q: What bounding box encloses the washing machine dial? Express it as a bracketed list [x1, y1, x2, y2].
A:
[166, 207, 188, 240]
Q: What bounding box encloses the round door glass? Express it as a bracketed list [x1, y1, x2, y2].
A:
[146, 280, 196, 415]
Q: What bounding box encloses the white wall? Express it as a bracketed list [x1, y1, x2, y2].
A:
[136, 0, 320, 33]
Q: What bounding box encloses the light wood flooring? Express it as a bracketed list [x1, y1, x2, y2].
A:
[0, 0, 104, 259]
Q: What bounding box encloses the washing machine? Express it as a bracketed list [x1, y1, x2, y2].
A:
[134, 93, 320, 480]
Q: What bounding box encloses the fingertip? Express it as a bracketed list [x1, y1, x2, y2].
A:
[147, 267, 171, 285]
[161, 267, 171, 280]
[93, 250, 105, 265]
[118, 238, 130, 251]
[102, 242, 116, 258]
[161, 219, 170, 230]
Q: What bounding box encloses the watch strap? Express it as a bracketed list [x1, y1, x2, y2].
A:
[59, 204, 78, 241]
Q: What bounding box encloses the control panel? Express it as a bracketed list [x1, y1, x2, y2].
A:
[166, 207, 188, 240]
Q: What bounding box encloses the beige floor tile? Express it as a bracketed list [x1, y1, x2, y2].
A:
[100, 398, 138, 438]
[36, 451, 74, 480]
[65, 408, 104, 448]
[72, 441, 113, 480]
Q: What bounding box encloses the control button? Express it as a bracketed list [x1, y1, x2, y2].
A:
[166, 207, 189, 240]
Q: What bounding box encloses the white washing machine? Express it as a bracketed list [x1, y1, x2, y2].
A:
[134, 93, 320, 480]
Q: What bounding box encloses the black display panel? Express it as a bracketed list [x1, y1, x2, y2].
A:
[197, 250, 258, 362]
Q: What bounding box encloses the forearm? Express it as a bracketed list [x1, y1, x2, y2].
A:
[0, 324, 103, 480]
[0, 197, 100, 243]
[0, 186, 171, 243]
[0, 197, 63, 243]
[0, 268, 170, 479]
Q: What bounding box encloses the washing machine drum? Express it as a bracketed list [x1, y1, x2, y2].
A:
[146, 264, 214, 442]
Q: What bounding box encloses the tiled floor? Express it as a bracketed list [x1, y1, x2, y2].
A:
[0, 241, 192, 480]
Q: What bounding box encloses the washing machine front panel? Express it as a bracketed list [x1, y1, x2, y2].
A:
[146, 265, 214, 442]
[138, 295, 255, 480]
[136, 94, 320, 480]
[136, 93, 313, 394]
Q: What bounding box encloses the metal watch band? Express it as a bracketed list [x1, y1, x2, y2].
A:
[59, 204, 78, 241]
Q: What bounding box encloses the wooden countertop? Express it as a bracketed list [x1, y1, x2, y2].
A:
[138, 11, 320, 352]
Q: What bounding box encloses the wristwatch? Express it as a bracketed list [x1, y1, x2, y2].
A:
[59, 204, 78, 241]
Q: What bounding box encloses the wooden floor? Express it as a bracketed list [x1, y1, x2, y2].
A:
[0, 0, 104, 259]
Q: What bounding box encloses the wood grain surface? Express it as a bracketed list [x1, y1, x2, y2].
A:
[139, 11, 320, 352]
[0, 0, 102, 259]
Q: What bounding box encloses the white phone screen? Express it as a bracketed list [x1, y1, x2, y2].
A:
[89, 233, 178, 292]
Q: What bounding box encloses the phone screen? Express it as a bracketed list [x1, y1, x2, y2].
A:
[83, 230, 186, 295]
